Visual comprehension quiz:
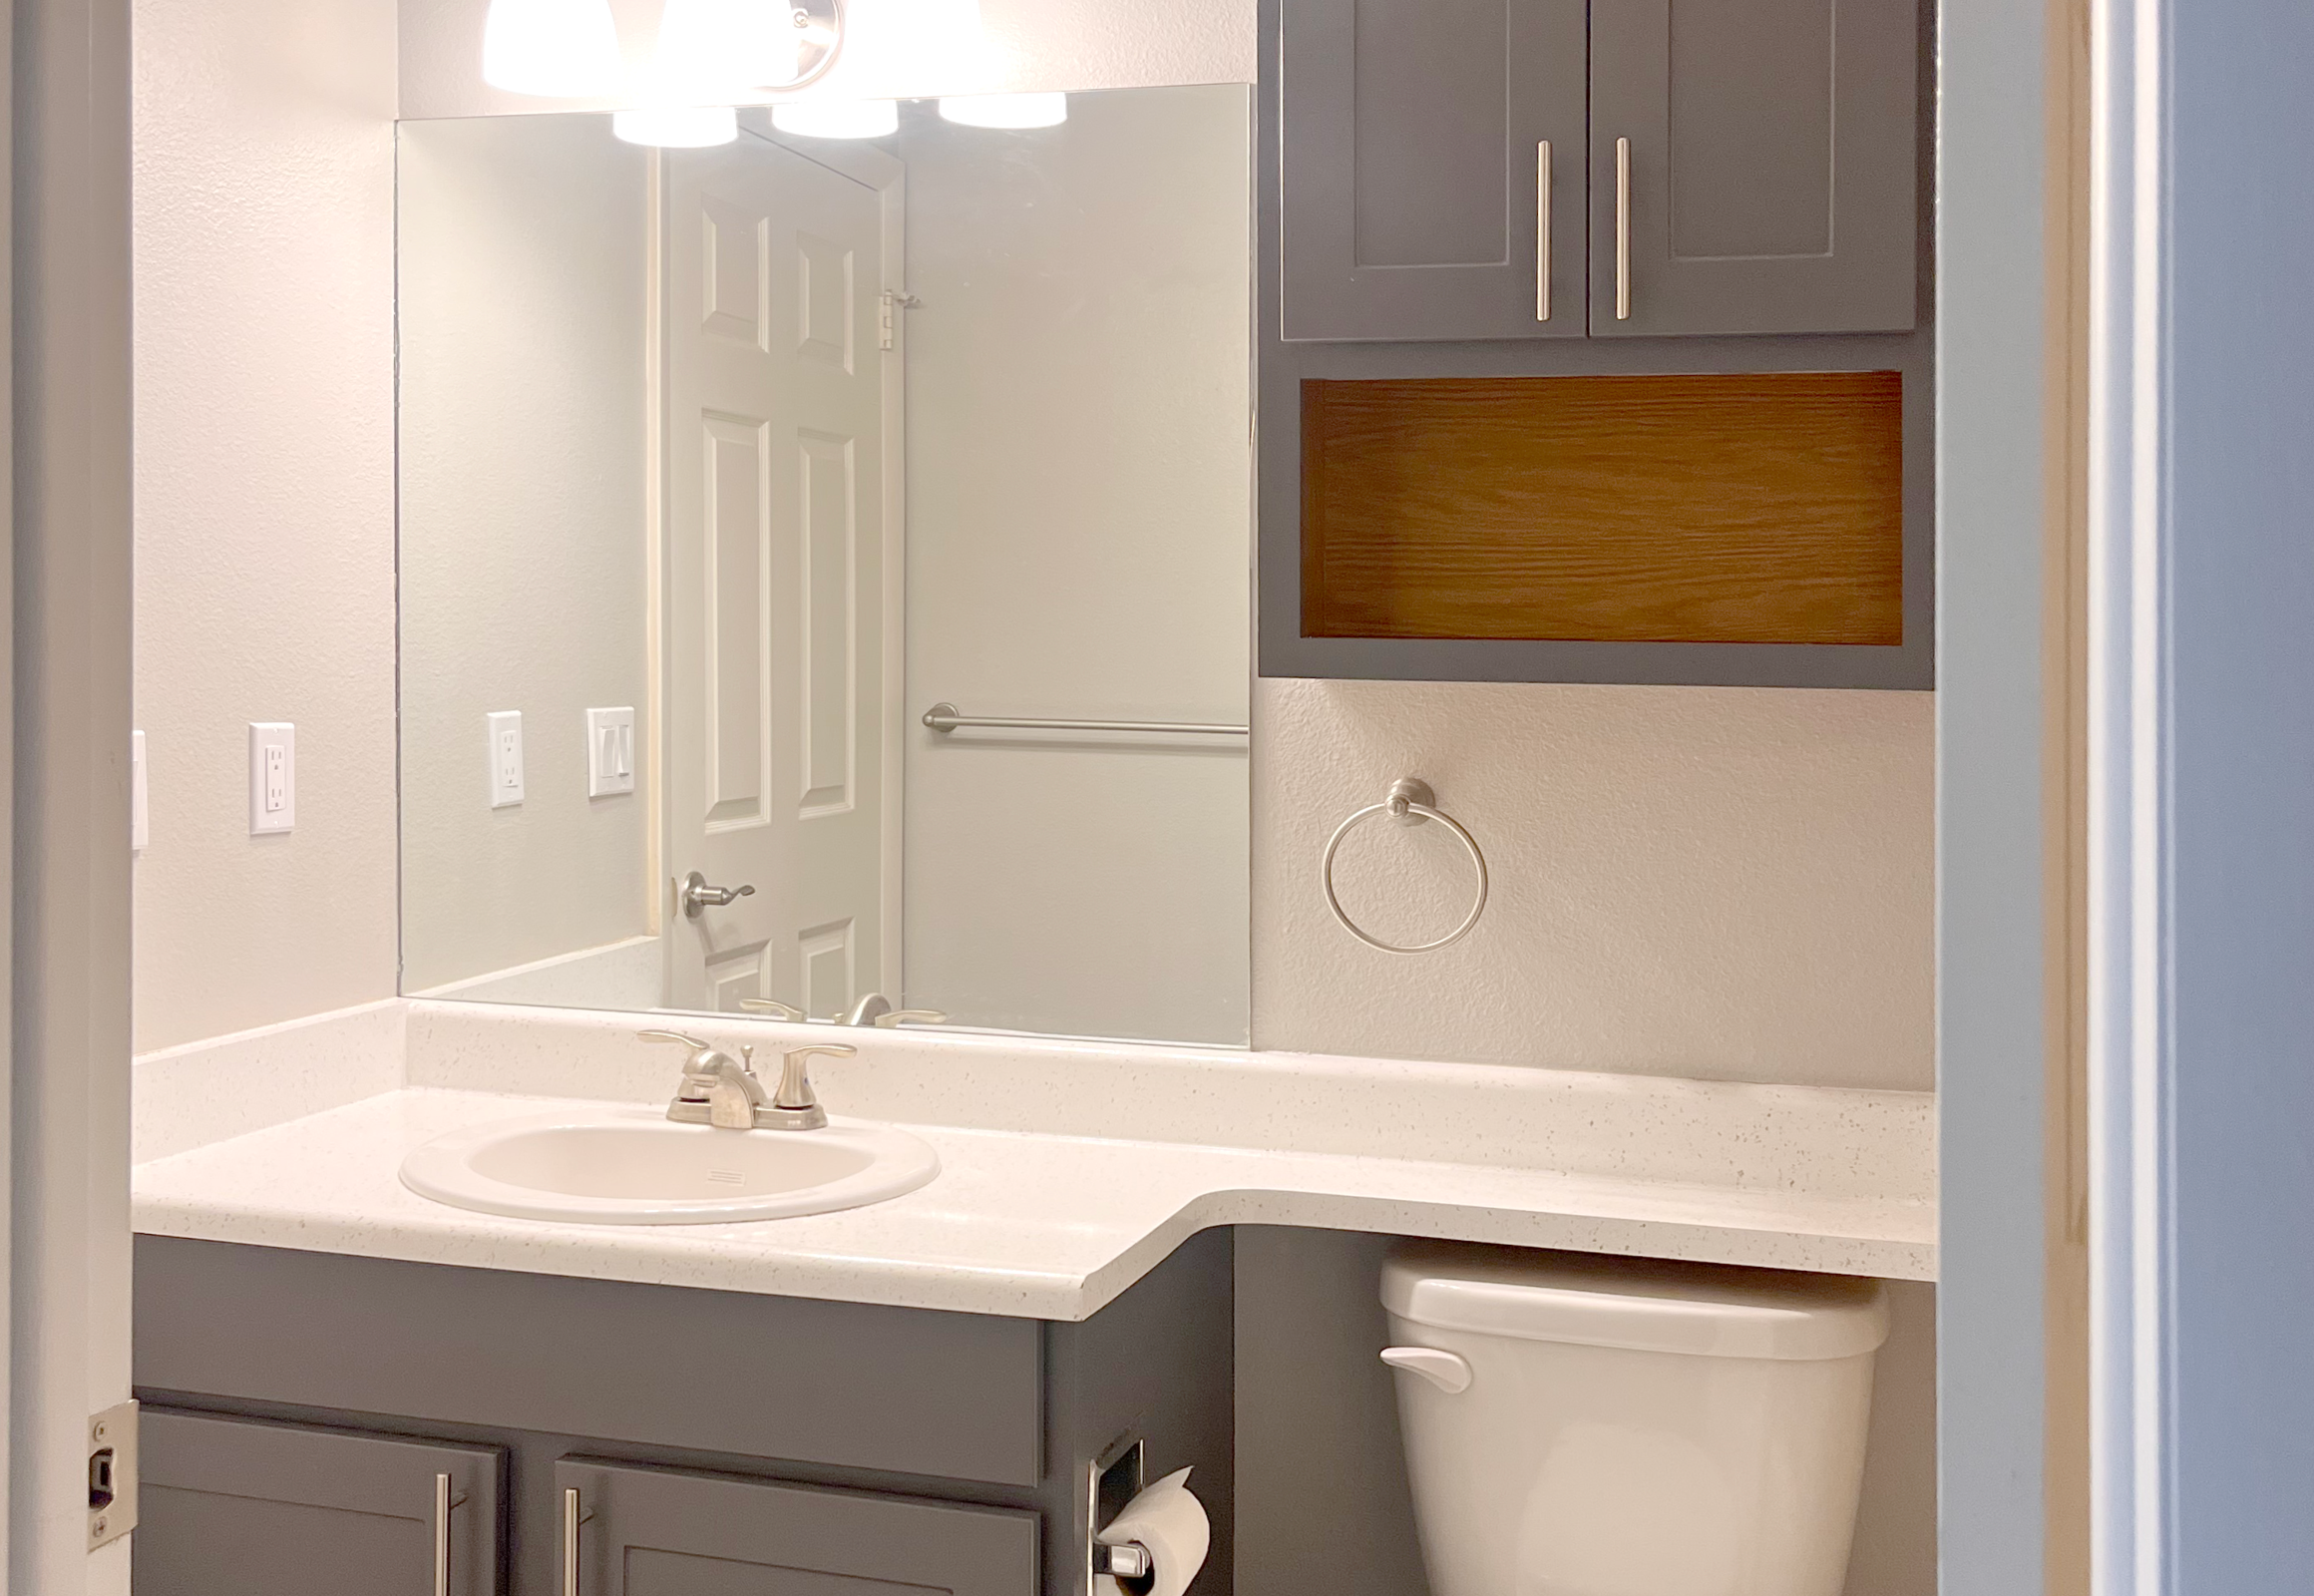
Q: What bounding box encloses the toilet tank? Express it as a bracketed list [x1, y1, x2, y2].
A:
[1380, 1242, 1890, 1596]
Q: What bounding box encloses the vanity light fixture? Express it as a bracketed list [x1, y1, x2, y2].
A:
[938, 92, 1068, 129]
[611, 105, 740, 147]
[481, 0, 624, 96]
[656, 0, 799, 91]
[771, 99, 900, 139]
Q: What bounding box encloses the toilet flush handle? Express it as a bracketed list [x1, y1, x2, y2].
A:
[1380, 1347, 1473, 1394]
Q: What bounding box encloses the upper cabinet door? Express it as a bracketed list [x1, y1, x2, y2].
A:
[1589, 0, 1919, 336]
[1280, 0, 1590, 341]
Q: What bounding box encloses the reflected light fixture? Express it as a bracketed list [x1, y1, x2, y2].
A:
[771, 100, 901, 140]
[938, 92, 1068, 129]
[482, 0, 624, 97]
[612, 105, 740, 147]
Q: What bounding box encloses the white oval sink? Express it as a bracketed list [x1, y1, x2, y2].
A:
[399, 1105, 940, 1225]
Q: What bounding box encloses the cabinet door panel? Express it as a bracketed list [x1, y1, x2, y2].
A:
[1590, 0, 1918, 335]
[136, 1409, 501, 1596]
[1281, 0, 1588, 341]
[559, 1460, 1037, 1596]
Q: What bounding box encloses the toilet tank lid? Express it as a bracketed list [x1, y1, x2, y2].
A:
[1380, 1243, 1890, 1362]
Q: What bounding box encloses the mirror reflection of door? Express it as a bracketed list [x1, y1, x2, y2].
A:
[660, 135, 897, 1016]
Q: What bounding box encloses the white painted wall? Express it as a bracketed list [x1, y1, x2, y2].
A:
[396, 115, 654, 994]
[1254, 680, 1936, 1090]
[397, 0, 1256, 119]
[132, 0, 402, 1054]
[898, 87, 1251, 1042]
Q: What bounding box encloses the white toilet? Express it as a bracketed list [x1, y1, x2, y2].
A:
[1380, 1241, 1889, 1596]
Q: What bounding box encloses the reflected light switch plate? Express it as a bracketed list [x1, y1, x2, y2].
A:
[586, 706, 635, 797]
[488, 710, 525, 808]
[248, 722, 294, 835]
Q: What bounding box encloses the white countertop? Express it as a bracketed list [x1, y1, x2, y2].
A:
[131, 1000, 1937, 1321]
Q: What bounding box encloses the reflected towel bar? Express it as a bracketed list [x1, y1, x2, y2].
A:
[922, 702, 1248, 736]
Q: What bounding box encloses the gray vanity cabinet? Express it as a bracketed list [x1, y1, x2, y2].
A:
[1278, 0, 1590, 342]
[558, 1459, 1038, 1596]
[132, 1231, 1234, 1596]
[1587, 0, 1919, 337]
[139, 1408, 502, 1596]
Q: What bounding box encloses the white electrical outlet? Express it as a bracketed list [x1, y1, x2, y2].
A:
[586, 706, 636, 797]
[488, 710, 525, 807]
[247, 722, 294, 835]
[131, 730, 149, 852]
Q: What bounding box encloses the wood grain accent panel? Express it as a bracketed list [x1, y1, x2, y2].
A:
[1301, 371, 1904, 644]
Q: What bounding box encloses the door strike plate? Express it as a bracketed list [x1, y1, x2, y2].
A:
[88, 1399, 140, 1551]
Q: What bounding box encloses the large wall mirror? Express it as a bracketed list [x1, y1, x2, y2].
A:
[396, 87, 1252, 1046]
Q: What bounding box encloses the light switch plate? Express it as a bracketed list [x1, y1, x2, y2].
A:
[247, 722, 294, 835]
[586, 706, 636, 797]
[488, 710, 525, 808]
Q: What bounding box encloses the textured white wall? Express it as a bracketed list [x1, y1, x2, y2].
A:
[1254, 679, 1936, 1092]
[395, 116, 654, 993]
[899, 88, 1251, 1042]
[132, 0, 402, 1053]
[397, 0, 1257, 119]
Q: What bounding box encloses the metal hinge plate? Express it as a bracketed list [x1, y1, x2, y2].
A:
[89, 1398, 140, 1551]
[878, 290, 922, 350]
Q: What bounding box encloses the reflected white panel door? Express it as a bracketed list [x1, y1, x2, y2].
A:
[663, 134, 888, 1015]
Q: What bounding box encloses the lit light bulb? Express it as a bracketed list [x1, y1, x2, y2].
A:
[771, 100, 901, 140]
[938, 93, 1068, 129]
[655, 0, 798, 94]
[481, 0, 624, 97]
[611, 105, 740, 147]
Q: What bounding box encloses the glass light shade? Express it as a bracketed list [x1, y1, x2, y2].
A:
[482, 0, 624, 97]
[771, 100, 901, 140]
[938, 92, 1068, 129]
[611, 105, 740, 147]
[655, 0, 798, 92]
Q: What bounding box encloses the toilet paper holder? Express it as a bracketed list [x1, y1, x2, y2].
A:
[1088, 1435, 1154, 1587]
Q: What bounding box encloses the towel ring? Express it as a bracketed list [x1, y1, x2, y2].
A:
[1322, 779, 1490, 955]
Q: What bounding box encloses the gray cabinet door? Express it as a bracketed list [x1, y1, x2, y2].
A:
[136, 1408, 501, 1596]
[557, 1460, 1038, 1596]
[1279, 0, 1589, 342]
[1589, 0, 1919, 336]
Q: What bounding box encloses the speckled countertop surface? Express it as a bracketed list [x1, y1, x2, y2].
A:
[132, 1002, 1935, 1320]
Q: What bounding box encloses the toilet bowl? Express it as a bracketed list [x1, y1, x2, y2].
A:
[1380, 1242, 1889, 1596]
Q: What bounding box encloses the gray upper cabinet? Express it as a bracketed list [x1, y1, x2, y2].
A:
[557, 1459, 1039, 1596]
[1279, 0, 1590, 342]
[1589, 0, 1919, 336]
[138, 1408, 502, 1596]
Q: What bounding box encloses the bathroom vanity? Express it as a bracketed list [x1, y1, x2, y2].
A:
[135, 1230, 1233, 1596]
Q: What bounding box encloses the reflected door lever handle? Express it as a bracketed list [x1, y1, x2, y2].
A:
[677, 871, 756, 919]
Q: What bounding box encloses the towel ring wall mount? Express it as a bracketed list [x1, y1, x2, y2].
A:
[1321, 779, 1490, 956]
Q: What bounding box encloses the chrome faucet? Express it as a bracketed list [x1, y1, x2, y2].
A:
[638, 1029, 769, 1130]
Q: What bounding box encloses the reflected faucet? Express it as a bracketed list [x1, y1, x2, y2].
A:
[839, 994, 950, 1027]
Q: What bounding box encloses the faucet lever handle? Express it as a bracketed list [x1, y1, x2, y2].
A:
[771, 1042, 857, 1120]
[636, 1028, 709, 1050]
[737, 998, 806, 1021]
[875, 1008, 949, 1027]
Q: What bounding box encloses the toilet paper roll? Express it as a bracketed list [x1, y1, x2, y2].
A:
[1095, 1467, 1210, 1596]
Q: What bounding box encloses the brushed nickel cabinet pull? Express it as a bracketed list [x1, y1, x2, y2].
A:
[1615, 137, 1632, 320]
[562, 1486, 582, 1596]
[1536, 141, 1552, 321]
[434, 1473, 452, 1596]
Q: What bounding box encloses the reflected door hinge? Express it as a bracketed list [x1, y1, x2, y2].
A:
[878, 290, 922, 350]
[89, 1399, 140, 1551]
